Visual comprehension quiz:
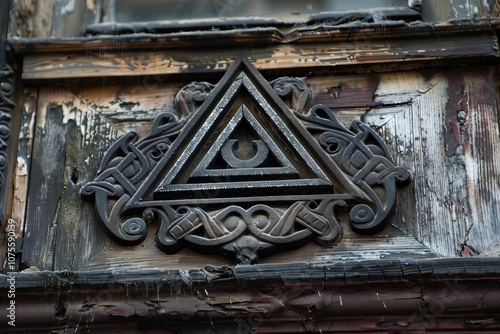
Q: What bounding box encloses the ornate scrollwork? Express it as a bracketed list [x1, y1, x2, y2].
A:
[270, 76, 311, 113]
[0, 64, 14, 187]
[0, 48, 16, 222]
[149, 200, 342, 264]
[296, 104, 411, 234]
[174, 81, 215, 118]
[80, 112, 186, 244]
[82, 56, 410, 264]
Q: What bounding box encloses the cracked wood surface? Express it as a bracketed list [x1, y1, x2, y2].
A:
[17, 34, 499, 82]
[18, 65, 500, 271]
[1, 258, 500, 332]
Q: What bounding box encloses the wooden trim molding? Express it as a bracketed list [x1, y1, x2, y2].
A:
[9, 18, 500, 55]
[8, 19, 500, 83]
[1, 258, 500, 332]
[85, 7, 422, 36]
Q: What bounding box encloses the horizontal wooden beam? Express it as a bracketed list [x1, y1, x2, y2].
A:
[84, 8, 422, 35]
[16, 33, 499, 81]
[9, 18, 500, 54]
[1, 258, 500, 332]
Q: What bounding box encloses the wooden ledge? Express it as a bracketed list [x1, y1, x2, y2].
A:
[1, 258, 500, 332]
[5, 258, 500, 287]
[9, 18, 500, 55]
[9, 21, 500, 82]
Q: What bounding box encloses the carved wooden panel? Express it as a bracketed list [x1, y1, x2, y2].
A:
[80, 56, 410, 264]
[5, 8, 500, 332]
[18, 60, 500, 271]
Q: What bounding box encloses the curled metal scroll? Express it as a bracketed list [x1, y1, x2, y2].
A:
[174, 81, 215, 118]
[81, 112, 185, 245]
[296, 104, 411, 234]
[269, 76, 311, 112]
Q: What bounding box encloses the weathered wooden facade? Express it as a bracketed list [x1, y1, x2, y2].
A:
[2, 0, 500, 332]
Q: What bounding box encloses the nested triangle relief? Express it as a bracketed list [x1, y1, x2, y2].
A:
[151, 77, 336, 199]
[131, 55, 359, 203]
[81, 54, 411, 263]
[189, 104, 300, 181]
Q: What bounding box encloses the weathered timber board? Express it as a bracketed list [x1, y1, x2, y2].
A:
[10, 18, 500, 54]
[7, 87, 37, 267]
[2, 258, 500, 332]
[22, 86, 112, 270]
[18, 66, 500, 271]
[363, 66, 500, 258]
[18, 34, 499, 81]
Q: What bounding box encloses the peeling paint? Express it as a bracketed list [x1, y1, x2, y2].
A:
[60, 0, 75, 15]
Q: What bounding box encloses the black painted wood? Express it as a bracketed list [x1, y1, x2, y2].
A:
[85, 7, 422, 35]
[22, 106, 67, 270]
[1, 258, 500, 332]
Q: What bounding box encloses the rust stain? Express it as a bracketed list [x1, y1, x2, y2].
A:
[460, 243, 478, 257]
[460, 244, 473, 257]
[444, 79, 469, 156]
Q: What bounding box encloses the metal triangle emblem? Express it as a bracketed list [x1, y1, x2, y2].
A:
[81, 55, 411, 264]
[180, 105, 303, 184]
[153, 75, 334, 200]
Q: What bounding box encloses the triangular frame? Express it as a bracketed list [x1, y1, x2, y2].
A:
[128, 55, 363, 206]
[189, 104, 300, 180]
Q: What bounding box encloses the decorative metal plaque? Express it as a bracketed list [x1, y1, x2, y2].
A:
[81, 56, 411, 264]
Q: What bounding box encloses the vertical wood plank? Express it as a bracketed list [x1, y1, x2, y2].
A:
[460, 68, 500, 254]
[22, 87, 67, 270]
[53, 95, 113, 270]
[10, 88, 37, 243]
[52, 120, 85, 270]
[367, 67, 500, 257]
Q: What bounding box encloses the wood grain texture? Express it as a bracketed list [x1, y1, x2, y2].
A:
[3, 258, 500, 332]
[18, 61, 500, 271]
[364, 67, 500, 258]
[10, 88, 37, 239]
[22, 103, 65, 269]
[19, 34, 499, 81]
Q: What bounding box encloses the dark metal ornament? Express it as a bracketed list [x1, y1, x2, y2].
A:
[0, 46, 17, 223]
[81, 55, 411, 264]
